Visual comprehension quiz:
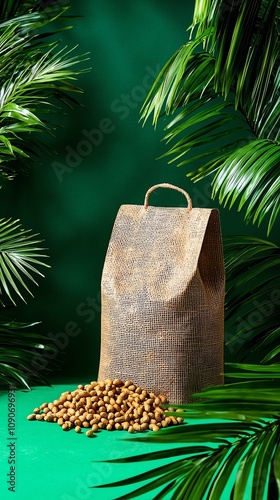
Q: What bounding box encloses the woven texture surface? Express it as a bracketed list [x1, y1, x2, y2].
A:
[98, 185, 225, 403]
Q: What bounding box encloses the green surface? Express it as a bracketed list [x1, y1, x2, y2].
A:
[0, 383, 240, 500]
[0, 383, 186, 500]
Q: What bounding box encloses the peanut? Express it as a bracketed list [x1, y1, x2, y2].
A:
[27, 414, 36, 420]
[27, 379, 183, 436]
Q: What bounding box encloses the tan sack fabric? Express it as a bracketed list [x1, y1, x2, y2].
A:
[98, 183, 225, 403]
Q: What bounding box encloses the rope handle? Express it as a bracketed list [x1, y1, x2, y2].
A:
[144, 183, 192, 211]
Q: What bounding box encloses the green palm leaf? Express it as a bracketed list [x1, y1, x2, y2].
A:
[0, 218, 49, 305]
[223, 236, 280, 363]
[95, 364, 280, 499]
[140, 0, 280, 234]
[0, 1, 87, 389]
[0, 319, 53, 389]
[0, 3, 88, 181]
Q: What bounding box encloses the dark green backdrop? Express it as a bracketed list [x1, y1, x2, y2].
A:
[1, 0, 278, 382]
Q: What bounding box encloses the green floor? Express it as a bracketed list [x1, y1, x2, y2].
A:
[0, 383, 189, 500]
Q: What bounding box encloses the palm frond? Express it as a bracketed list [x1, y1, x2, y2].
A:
[95, 363, 280, 499]
[0, 0, 72, 29]
[140, 0, 280, 234]
[0, 318, 53, 389]
[0, 3, 89, 181]
[212, 139, 280, 234]
[0, 218, 49, 305]
[223, 236, 280, 363]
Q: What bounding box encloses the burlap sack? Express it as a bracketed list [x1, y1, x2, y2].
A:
[98, 183, 225, 403]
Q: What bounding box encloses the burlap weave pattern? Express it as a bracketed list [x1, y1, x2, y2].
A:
[98, 184, 225, 403]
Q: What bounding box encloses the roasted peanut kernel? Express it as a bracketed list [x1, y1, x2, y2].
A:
[27, 379, 180, 435]
[154, 412, 162, 422]
[113, 379, 123, 386]
[140, 423, 149, 430]
[27, 413, 36, 420]
[115, 416, 125, 423]
[140, 415, 150, 424]
[133, 423, 141, 432]
[44, 415, 54, 422]
[86, 429, 94, 437]
[149, 424, 160, 432]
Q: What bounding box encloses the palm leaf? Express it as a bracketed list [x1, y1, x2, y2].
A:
[95, 363, 280, 499]
[0, 1, 87, 390]
[0, 319, 54, 389]
[140, 0, 280, 234]
[0, 218, 49, 305]
[0, 3, 89, 181]
[223, 236, 280, 363]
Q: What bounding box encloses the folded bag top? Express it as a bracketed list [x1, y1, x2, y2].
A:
[98, 183, 225, 403]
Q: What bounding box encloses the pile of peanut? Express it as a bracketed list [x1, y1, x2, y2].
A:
[27, 378, 183, 437]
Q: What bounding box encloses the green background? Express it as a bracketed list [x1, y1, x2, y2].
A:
[1, 0, 278, 383]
